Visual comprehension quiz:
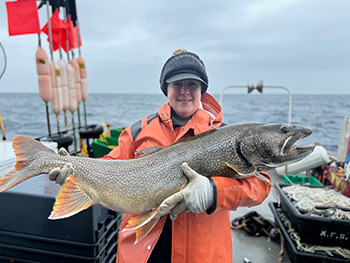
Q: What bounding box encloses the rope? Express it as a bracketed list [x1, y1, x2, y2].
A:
[277, 208, 350, 259]
[282, 185, 350, 219]
[231, 211, 284, 262]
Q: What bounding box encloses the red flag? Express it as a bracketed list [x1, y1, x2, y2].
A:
[6, 0, 40, 36]
[68, 15, 79, 49]
[42, 10, 68, 51]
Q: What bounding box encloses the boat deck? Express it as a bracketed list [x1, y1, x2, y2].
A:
[231, 170, 292, 263]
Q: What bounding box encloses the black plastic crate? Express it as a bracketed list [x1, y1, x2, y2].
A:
[0, 175, 116, 244]
[269, 202, 349, 263]
[0, 255, 37, 263]
[0, 214, 120, 257]
[275, 183, 350, 249]
[0, 254, 116, 263]
[0, 227, 118, 263]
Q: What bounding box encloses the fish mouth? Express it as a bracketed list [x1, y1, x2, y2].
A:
[280, 129, 315, 158]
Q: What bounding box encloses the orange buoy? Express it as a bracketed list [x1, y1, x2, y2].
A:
[77, 56, 88, 101]
[35, 47, 52, 102]
[57, 60, 69, 111]
[76, 56, 87, 78]
[35, 47, 50, 75]
[37, 75, 52, 103]
[81, 78, 88, 101]
[70, 59, 82, 104]
[49, 61, 63, 115]
[67, 64, 78, 113]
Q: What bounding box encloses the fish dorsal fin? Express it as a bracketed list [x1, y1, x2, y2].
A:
[136, 129, 219, 157]
[49, 175, 94, 220]
[178, 128, 218, 143]
[225, 162, 257, 175]
[135, 146, 166, 157]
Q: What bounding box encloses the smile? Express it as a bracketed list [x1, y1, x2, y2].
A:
[177, 98, 192, 102]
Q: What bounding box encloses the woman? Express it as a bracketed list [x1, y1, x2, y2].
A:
[49, 49, 271, 263]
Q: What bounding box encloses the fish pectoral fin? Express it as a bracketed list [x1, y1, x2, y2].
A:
[225, 162, 281, 205]
[122, 209, 159, 244]
[252, 172, 280, 206]
[48, 175, 94, 220]
[225, 162, 256, 175]
[123, 209, 158, 231]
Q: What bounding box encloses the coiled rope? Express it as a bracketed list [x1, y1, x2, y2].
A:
[282, 185, 350, 219]
[277, 208, 350, 259]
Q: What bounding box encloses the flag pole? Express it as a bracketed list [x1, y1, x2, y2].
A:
[37, 32, 52, 137]
[45, 0, 61, 134]
[73, 1, 88, 128]
[75, 19, 87, 127]
[64, 0, 77, 154]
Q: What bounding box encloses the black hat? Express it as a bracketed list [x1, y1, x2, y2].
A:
[159, 49, 208, 96]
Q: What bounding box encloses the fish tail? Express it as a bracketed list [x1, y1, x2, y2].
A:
[0, 136, 55, 193]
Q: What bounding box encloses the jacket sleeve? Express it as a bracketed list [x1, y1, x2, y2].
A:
[208, 172, 271, 213]
[102, 127, 135, 160]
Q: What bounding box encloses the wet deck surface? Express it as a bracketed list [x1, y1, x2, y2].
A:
[230, 170, 292, 263]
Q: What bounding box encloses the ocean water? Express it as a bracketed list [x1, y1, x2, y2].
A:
[0, 93, 349, 157]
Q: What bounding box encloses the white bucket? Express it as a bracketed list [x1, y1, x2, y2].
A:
[274, 145, 331, 176]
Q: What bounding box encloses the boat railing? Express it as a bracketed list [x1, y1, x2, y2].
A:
[219, 80, 292, 125]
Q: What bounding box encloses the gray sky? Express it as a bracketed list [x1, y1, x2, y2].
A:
[0, 0, 349, 95]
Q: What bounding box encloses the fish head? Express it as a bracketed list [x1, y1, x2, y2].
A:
[239, 124, 315, 171]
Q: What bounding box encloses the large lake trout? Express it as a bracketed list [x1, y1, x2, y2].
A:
[0, 123, 314, 243]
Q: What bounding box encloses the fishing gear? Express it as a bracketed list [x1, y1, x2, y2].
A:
[36, 0, 77, 152]
[232, 211, 281, 238]
[282, 184, 350, 219]
[277, 208, 350, 259]
[36, 38, 53, 136]
[0, 43, 7, 140]
[231, 211, 284, 262]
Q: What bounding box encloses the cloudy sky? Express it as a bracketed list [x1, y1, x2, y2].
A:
[0, 0, 349, 95]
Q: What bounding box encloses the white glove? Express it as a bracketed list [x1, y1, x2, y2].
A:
[159, 162, 214, 220]
[48, 148, 74, 185]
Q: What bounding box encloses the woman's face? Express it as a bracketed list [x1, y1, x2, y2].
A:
[167, 79, 202, 124]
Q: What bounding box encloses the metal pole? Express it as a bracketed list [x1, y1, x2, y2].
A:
[71, 113, 77, 155]
[76, 20, 82, 57]
[219, 83, 292, 125]
[83, 100, 87, 127]
[64, 0, 71, 62]
[219, 85, 246, 105]
[45, 1, 54, 61]
[46, 0, 61, 133]
[45, 102, 52, 136]
[0, 43, 7, 79]
[261, 86, 292, 125]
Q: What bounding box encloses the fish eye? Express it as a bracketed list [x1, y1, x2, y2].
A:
[280, 126, 289, 133]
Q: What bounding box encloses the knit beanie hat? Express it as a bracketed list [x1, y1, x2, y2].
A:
[159, 49, 209, 96]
